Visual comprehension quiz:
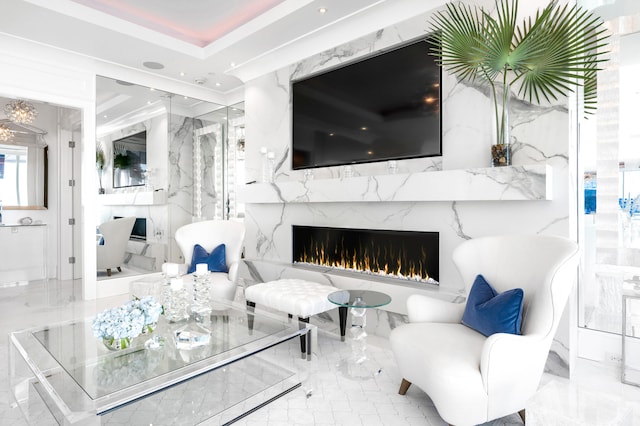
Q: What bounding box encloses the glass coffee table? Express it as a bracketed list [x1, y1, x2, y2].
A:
[328, 289, 391, 379]
[9, 299, 314, 425]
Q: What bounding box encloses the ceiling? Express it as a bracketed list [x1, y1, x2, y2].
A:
[0, 0, 432, 96]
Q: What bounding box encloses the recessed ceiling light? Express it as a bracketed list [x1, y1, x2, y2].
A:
[361, 127, 368, 131]
[184, 96, 188, 99]
[329, 133, 334, 136]
[143, 61, 165, 70]
[150, 88, 155, 91]
[180, 72, 185, 77]
[103, 115, 108, 118]
[230, 62, 236, 67]
[367, 151, 373, 155]
[215, 82, 221, 87]
[318, 7, 328, 14]
[147, 101, 152, 105]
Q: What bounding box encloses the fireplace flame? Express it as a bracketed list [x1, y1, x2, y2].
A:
[296, 236, 432, 283]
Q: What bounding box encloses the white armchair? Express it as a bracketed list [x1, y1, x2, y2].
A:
[96, 216, 135, 277]
[389, 234, 579, 426]
[174, 220, 246, 301]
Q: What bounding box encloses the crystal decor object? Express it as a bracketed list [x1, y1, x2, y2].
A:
[192, 263, 212, 322]
[350, 297, 367, 364]
[260, 147, 269, 183]
[163, 277, 189, 323]
[173, 321, 211, 350]
[266, 151, 276, 182]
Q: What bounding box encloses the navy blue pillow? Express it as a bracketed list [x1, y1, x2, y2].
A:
[188, 243, 228, 274]
[461, 274, 524, 337]
[98, 237, 105, 246]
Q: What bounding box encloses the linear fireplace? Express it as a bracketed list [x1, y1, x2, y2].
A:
[292, 225, 439, 284]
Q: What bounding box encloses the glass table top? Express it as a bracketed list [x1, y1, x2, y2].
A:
[30, 309, 295, 400]
[10, 298, 313, 422]
[327, 289, 391, 308]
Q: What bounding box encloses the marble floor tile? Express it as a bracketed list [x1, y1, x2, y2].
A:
[1, 279, 639, 425]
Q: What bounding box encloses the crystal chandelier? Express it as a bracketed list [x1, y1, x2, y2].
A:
[0, 123, 12, 142]
[4, 99, 38, 124]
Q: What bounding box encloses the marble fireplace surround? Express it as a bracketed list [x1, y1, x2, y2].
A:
[239, 165, 554, 330]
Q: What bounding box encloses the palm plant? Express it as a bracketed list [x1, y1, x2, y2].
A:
[96, 144, 106, 193]
[429, 0, 608, 166]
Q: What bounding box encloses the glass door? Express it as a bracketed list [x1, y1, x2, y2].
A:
[578, 1, 640, 338]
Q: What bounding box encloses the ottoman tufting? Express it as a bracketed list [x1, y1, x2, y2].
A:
[245, 279, 347, 354]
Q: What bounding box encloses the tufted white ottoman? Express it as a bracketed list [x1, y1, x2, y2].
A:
[245, 279, 347, 355]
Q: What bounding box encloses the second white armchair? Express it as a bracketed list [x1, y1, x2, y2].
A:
[389, 234, 579, 426]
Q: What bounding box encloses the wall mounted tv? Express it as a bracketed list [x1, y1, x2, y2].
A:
[292, 37, 441, 170]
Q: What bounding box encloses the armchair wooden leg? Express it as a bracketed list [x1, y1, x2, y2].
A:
[398, 378, 412, 395]
[518, 409, 526, 424]
[117, 266, 122, 272]
[106, 268, 112, 277]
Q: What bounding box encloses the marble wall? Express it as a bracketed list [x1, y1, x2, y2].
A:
[240, 1, 576, 372]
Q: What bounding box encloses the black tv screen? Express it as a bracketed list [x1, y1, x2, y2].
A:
[292, 37, 441, 170]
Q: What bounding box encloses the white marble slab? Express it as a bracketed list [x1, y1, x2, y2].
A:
[98, 190, 167, 206]
[239, 165, 551, 204]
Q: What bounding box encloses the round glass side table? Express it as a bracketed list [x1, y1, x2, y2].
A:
[328, 290, 391, 379]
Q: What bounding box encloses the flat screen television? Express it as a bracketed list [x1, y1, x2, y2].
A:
[292, 37, 441, 170]
[114, 216, 146, 241]
[112, 130, 147, 188]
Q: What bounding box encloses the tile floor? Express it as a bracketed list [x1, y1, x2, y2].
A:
[1, 279, 639, 425]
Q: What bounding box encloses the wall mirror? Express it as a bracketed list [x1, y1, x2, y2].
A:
[95, 76, 239, 281]
[0, 96, 49, 210]
[0, 144, 48, 208]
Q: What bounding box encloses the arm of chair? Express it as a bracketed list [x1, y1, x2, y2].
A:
[406, 294, 466, 323]
[228, 261, 240, 283]
[480, 333, 548, 397]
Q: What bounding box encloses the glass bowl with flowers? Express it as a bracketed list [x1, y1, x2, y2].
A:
[91, 296, 162, 351]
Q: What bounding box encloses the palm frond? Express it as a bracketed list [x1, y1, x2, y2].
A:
[428, 0, 609, 117]
[429, 2, 491, 83]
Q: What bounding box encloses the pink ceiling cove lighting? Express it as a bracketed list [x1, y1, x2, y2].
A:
[70, 0, 287, 47]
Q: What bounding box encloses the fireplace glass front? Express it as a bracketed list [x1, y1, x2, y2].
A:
[292, 225, 438, 284]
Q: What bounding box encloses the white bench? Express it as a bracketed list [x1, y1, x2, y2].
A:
[245, 279, 348, 354]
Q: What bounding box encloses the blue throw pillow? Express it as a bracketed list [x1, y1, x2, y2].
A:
[188, 243, 228, 274]
[461, 274, 524, 337]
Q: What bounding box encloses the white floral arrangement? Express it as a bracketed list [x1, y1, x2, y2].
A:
[91, 296, 162, 349]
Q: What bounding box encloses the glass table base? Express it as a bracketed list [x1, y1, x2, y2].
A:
[336, 357, 384, 380]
